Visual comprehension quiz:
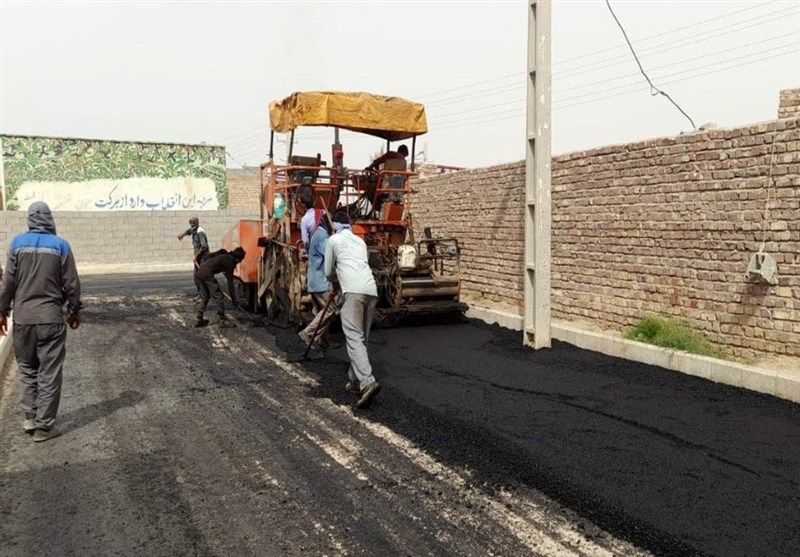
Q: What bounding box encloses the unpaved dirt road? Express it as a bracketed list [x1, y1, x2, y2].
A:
[0, 273, 798, 557]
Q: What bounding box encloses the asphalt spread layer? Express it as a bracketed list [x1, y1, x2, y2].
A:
[278, 317, 800, 557]
[1, 272, 798, 557]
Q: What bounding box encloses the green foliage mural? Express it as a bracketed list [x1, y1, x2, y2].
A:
[1, 135, 227, 210]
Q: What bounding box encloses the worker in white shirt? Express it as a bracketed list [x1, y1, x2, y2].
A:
[324, 210, 382, 409]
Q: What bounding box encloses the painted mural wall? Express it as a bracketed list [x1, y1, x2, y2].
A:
[0, 135, 227, 211]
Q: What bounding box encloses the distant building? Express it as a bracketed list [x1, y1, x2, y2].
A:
[0, 134, 226, 211]
[226, 166, 261, 211]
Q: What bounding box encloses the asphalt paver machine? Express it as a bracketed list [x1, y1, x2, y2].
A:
[225, 91, 467, 325]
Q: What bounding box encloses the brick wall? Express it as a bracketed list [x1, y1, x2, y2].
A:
[412, 105, 800, 359]
[412, 163, 526, 314]
[0, 210, 256, 268]
[779, 88, 800, 119]
[227, 167, 261, 211]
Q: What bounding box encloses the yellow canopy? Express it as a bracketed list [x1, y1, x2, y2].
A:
[269, 91, 427, 141]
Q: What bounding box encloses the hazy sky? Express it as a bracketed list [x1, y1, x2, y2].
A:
[1, 1, 798, 169]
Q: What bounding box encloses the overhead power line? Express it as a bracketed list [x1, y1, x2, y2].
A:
[556, 31, 798, 95]
[555, 0, 780, 66]
[225, 150, 246, 168]
[218, 3, 791, 148]
[555, 45, 799, 111]
[422, 5, 798, 109]
[228, 43, 798, 154]
[229, 44, 798, 159]
[553, 43, 799, 107]
[418, 0, 780, 101]
[224, 6, 797, 150]
[226, 4, 796, 154]
[428, 33, 797, 124]
[563, 4, 798, 76]
[604, 0, 696, 129]
[429, 40, 798, 127]
[429, 47, 798, 132]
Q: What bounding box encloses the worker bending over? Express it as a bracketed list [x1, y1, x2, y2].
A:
[194, 247, 246, 328]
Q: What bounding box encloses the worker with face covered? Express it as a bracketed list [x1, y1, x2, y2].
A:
[177, 217, 209, 299]
[324, 210, 382, 409]
[0, 201, 82, 442]
[194, 246, 246, 328]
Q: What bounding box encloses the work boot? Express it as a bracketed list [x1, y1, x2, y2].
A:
[23, 418, 36, 435]
[356, 382, 382, 409]
[194, 313, 209, 328]
[33, 428, 62, 443]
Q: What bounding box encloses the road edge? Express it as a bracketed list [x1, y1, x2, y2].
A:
[78, 262, 193, 276]
[466, 306, 800, 405]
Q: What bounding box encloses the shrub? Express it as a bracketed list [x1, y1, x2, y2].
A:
[623, 316, 725, 359]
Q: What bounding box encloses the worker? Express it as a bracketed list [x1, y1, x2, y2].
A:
[194, 246, 246, 328]
[324, 210, 382, 409]
[297, 215, 339, 351]
[295, 184, 322, 250]
[366, 144, 408, 171]
[177, 217, 209, 299]
[0, 202, 82, 443]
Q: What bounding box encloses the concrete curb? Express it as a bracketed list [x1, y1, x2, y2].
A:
[466, 306, 800, 405]
[78, 262, 192, 276]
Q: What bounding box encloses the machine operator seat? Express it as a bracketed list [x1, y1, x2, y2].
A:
[290, 154, 326, 184]
[381, 158, 407, 206]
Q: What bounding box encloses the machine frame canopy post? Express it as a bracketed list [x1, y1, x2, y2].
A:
[268, 131, 275, 162]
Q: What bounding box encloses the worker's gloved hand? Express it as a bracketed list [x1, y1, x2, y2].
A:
[0, 314, 7, 336]
[66, 313, 81, 330]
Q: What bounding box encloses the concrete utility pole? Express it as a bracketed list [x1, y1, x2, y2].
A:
[524, 0, 552, 349]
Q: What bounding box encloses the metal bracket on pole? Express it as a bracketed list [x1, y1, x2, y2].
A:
[524, 0, 552, 349]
